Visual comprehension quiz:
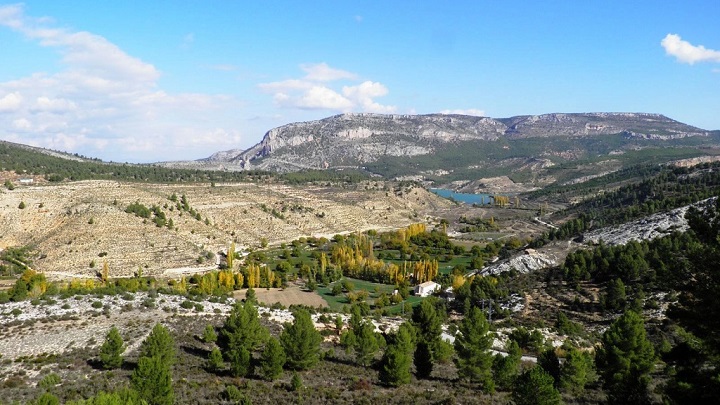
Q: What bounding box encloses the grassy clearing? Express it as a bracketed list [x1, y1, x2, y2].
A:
[317, 277, 422, 314]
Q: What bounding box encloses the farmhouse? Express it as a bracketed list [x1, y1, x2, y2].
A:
[414, 281, 440, 297]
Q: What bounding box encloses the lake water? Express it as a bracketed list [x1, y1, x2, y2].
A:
[429, 188, 494, 205]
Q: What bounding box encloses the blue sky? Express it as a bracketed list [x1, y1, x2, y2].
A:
[0, 1, 718, 163]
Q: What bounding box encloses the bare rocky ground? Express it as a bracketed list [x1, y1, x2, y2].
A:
[0, 180, 452, 279]
[583, 197, 716, 246]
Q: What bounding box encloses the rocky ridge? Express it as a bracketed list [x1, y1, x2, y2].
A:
[198, 112, 708, 172]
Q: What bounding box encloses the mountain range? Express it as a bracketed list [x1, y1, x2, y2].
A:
[166, 112, 718, 191]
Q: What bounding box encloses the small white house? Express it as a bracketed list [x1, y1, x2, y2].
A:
[414, 281, 441, 297]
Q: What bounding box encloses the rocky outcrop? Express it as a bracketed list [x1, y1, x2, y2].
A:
[475, 250, 558, 276]
[583, 197, 717, 246]
[200, 112, 708, 172]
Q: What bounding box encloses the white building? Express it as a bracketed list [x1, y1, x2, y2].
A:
[414, 281, 441, 297]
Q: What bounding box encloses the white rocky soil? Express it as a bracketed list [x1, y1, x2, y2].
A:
[583, 197, 716, 246]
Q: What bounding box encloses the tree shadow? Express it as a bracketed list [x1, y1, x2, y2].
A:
[86, 358, 136, 372]
[86, 358, 104, 370]
[322, 354, 357, 367]
[181, 344, 210, 359]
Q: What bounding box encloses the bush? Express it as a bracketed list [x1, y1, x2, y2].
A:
[91, 301, 103, 309]
[290, 372, 303, 391]
[180, 300, 194, 309]
[224, 385, 251, 404]
[202, 325, 218, 343]
[38, 373, 61, 389]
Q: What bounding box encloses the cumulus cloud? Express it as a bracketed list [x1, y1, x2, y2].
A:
[0, 4, 247, 162]
[12, 118, 31, 130]
[0, 92, 23, 112]
[440, 108, 486, 117]
[259, 63, 395, 113]
[661, 33, 720, 65]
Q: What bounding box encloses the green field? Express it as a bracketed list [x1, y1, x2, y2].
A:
[317, 277, 424, 314]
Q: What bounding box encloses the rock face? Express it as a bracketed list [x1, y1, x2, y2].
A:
[201, 112, 708, 172]
[476, 250, 558, 276]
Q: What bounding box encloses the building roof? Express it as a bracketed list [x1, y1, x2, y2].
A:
[417, 281, 440, 289]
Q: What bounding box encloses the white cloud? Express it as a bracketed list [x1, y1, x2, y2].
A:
[0, 4, 248, 162]
[342, 81, 395, 113]
[661, 33, 720, 65]
[259, 64, 395, 113]
[12, 118, 31, 130]
[297, 86, 354, 110]
[301, 63, 357, 82]
[0, 91, 23, 112]
[32, 96, 77, 113]
[440, 108, 486, 116]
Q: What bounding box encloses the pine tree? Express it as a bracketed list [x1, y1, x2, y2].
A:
[596, 310, 655, 404]
[538, 348, 561, 388]
[227, 345, 252, 377]
[453, 306, 495, 391]
[512, 366, 562, 405]
[414, 341, 434, 379]
[207, 347, 224, 372]
[139, 323, 176, 367]
[290, 372, 303, 391]
[560, 346, 595, 395]
[131, 355, 174, 405]
[411, 298, 442, 379]
[202, 324, 218, 343]
[354, 321, 379, 367]
[218, 301, 269, 377]
[604, 278, 626, 311]
[131, 323, 175, 405]
[218, 301, 269, 353]
[99, 326, 124, 369]
[280, 309, 322, 370]
[378, 323, 414, 386]
[245, 287, 257, 304]
[492, 340, 522, 390]
[260, 336, 286, 381]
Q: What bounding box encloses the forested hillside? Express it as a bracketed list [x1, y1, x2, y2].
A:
[531, 161, 720, 243]
[0, 141, 267, 183]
